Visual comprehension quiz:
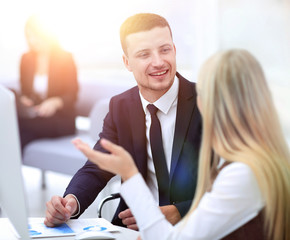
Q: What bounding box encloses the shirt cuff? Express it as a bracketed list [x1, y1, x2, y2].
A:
[69, 194, 80, 218]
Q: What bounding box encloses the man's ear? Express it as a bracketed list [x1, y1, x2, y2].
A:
[122, 54, 132, 72]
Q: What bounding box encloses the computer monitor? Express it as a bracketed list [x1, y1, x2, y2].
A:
[0, 84, 31, 239]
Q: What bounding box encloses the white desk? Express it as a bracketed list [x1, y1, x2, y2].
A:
[0, 218, 139, 240]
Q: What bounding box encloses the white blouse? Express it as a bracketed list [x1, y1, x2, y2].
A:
[33, 74, 48, 98]
[120, 161, 264, 240]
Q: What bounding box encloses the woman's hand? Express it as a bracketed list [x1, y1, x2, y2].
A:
[72, 138, 139, 181]
[34, 97, 63, 117]
[20, 95, 34, 107]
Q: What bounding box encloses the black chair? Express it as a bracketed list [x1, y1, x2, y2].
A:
[97, 193, 121, 218]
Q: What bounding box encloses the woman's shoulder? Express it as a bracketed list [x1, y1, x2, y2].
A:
[50, 48, 75, 63]
[213, 160, 264, 210]
[21, 51, 36, 60]
[216, 160, 259, 192]
[220, 161, 254, 178]
[223, 160, 251, 170]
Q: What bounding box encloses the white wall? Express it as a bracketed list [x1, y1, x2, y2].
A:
[219, 0, 290, 85]
[0, 0, 289, 140]
[0, 0, 196, 82]
[218, 0, 290, 142]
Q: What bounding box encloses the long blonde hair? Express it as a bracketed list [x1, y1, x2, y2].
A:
[187, 49, 290, 239]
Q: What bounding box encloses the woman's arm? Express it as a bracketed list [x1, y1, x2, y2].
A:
[72, 139, 264, 240]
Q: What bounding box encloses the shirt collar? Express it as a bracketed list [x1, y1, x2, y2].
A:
[139, 76, 179, 115]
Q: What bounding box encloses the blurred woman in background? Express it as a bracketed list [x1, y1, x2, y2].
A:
[73, 49, 290, 239]
[18, 15, 78, 150]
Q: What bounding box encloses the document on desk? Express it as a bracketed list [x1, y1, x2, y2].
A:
[27, 218, 120, 238]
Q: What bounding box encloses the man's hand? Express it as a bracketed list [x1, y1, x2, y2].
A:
[118, 205, 181, 231]
[44, 194, 78, 227]
[160, 205, 181, 225]
[118, 209, 138, 230]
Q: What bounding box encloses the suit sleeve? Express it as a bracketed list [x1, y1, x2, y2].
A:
[64, 98, 117, 217]
[174, 201, 193, 218]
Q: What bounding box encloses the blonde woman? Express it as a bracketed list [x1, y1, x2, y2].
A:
[73, 49, 290, 239]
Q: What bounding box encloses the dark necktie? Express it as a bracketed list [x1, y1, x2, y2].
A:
[147, 104, 170, 205]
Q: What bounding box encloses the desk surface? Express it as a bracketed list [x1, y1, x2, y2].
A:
[0, 218, 139, 240]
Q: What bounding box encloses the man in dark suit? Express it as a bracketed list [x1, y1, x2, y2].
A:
[44, 13, 201, 230]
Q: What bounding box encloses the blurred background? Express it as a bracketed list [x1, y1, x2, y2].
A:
[1, 0, 289, 137]
[1, 0, 289, 81]
[0, 0, 289, 219]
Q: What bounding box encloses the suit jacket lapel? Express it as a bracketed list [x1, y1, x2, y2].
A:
[170, 74, 196, 180]
[127, 88, 148, 180]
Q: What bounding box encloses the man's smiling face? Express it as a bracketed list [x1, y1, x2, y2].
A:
[123, 26, 176, 102]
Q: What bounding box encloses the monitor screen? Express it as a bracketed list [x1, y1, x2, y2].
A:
[0, 84, 31, 239]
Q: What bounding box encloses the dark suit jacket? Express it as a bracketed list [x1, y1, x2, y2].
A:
[65, 72, 202, 226]
[18, 49, 79, 148]
[20, 48, 78, 115]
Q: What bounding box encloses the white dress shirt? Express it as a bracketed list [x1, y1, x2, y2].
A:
[139, 77, 179, 203]
[71, 77, 179, 216]
[120, 160, 265, 240]
[34, 74, 48, 98]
